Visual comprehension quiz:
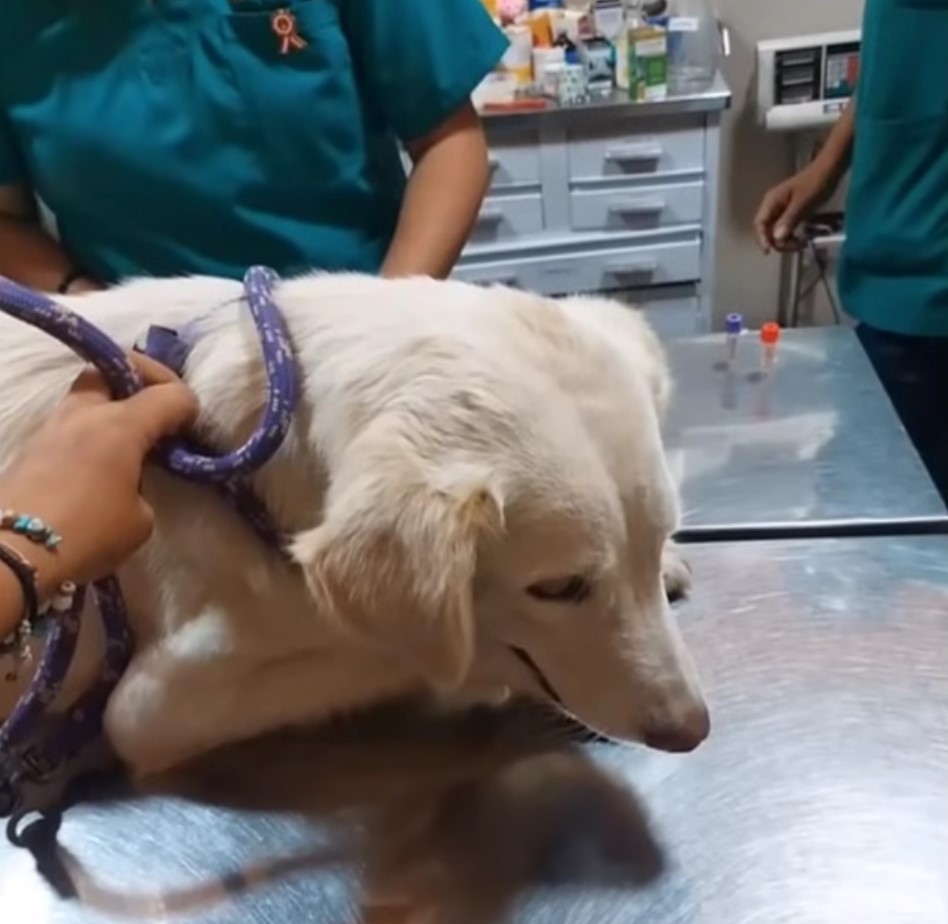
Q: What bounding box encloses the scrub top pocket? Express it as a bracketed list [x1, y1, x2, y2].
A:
[219, 0, 376, 199]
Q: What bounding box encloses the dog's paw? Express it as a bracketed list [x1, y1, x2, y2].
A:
[662, 541, 692, 603]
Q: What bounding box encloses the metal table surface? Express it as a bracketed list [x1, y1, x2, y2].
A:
[4, 534, 948, 924]
[663, 326, 948, 538]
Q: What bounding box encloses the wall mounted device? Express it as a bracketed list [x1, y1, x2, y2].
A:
[757, 30, 860, 132]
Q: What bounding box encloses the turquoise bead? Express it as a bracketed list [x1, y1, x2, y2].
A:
[7, 513, 58, 547]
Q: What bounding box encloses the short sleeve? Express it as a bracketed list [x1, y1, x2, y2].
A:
[0, 113, 26, 186]
[339, 0, 508, 143]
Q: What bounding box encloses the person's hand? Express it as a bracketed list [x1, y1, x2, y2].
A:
[754, 165, 837, 254]
[64, 276, 104, 295]
[0, 354, 198, 596]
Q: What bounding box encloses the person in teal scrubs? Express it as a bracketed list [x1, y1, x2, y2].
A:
[755, 0, 948, 500]
[0, 0, 507, 292]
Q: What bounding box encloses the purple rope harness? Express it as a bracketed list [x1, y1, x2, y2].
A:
[0, 267, 299, 831]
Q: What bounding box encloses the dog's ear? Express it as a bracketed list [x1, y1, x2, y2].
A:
[289, 447, 503, 691]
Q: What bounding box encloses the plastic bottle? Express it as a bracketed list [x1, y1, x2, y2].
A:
[625, 0, 668, 102]
[665, 0, 720, 95]
[615, 27, 629, 91]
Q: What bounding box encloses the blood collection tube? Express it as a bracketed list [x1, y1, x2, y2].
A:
[760, 322, 781, 375]
[725, 313, 743, 365]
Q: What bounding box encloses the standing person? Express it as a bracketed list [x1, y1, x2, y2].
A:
[0, 0, 507, 293]
[754, 0, 948, 499]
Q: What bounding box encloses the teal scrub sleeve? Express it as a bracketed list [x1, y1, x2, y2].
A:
[0, 113, 26, 186]
[339, 0, 508, 143]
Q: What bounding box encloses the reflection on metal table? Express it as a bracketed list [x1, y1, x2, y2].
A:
[663, 326, 948, 539]
[4, 534, 948, 923]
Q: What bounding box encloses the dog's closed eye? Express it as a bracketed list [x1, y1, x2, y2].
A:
[527, 576, 591, 604]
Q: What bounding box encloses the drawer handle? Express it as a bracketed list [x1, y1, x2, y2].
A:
[605, 143, 664, 163]
[478, 207, 505, 224]
[483, 273, 519, 286]
[605, 260, 658, 278]
[609, 198, 666, 215]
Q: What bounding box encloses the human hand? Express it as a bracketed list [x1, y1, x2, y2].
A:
[754, 165, 836, 254]
[64, 276, 104, 295]
[0, 354, 198, 597]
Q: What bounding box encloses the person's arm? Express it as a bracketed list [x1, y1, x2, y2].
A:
[339, 0, 507, 279]
[814, 97, 857, 186]
[0, 184, 101, 293]
[754, 98, 856, 253]
[0, 355, 196, 640]
[381, 103, 491, 279]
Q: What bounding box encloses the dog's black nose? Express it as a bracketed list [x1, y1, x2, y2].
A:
[643, 706, 710, 753]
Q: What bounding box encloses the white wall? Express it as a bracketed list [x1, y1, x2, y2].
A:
[712, 0, 864, 326]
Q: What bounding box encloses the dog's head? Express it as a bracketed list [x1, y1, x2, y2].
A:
[289, 291, 708, 753]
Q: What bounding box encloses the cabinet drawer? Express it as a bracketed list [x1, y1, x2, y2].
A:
[610, 287, 704, 338]
[570, 182, 704, 232]
[452, 257, 572, 293]
[589, 239, 702, 290]
[485, 125, 542, 189]
[469, 195, 544, 246]
[567, 118, 705, 180]
[456, 237, 702, 296]
[453, 255, 582, 293]
[453, 261, 527, 289]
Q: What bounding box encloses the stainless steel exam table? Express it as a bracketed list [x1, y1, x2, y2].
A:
[4, 325, 948, 924]
[664, 326, 948, 539]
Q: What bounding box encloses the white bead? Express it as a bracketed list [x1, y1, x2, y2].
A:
[50, 582, 76, 613]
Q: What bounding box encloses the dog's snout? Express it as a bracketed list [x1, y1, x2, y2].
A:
[643, 705, 710, 754]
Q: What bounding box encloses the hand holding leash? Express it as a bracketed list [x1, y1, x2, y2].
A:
[0, 354, 197, 638]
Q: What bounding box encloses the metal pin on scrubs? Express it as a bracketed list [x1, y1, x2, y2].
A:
[760, 322, 781, 376]
[271, 9, 307, 55]
[724, 312, 743, 366]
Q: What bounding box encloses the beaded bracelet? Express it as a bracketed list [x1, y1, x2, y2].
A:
[0, 542, 40, 667]
[0, 510, 61, 550]
[0, 512, 74, 675]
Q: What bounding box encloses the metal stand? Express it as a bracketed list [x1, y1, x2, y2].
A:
[785, 230, 844, 328]
[777, 131, 846, 328]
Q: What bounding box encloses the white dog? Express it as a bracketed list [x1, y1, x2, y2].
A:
[0, 274, 708, 777]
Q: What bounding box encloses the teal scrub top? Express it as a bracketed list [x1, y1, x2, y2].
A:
[839, 0, 948, 336]
[0, 0, 507, 282]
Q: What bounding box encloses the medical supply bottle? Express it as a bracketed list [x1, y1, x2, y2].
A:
[665, 0, 720, 94]
[625, 0, 668, 102]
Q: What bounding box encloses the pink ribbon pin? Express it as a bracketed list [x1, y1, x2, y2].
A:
[271, 9, 307, 55]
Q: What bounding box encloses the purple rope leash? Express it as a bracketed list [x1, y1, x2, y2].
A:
[0, 267, 299, 830]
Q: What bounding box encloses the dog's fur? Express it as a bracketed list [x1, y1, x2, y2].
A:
[0, 274, 708, 776]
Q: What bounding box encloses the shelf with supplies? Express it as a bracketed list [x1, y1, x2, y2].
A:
[453, 74, 731, 339]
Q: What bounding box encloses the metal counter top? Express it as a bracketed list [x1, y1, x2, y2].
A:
[481, 73, 731, 121]
[4, 534, 948, 923]
[663, 326, 948, 538]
